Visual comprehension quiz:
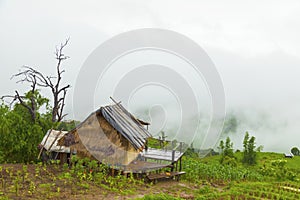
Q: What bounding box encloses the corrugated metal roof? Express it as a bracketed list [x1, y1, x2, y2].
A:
[41, 130, 70, 153]
[100, 103, 152, 150]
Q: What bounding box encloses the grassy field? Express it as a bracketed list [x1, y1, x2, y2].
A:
[0, 152, 299, 199]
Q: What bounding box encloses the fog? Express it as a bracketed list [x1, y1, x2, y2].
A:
[0, 0, 300, 153]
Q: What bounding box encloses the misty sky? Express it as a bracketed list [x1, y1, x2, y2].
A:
[0, 0, 300, 152]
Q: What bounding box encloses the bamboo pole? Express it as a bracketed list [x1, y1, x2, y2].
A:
[37, 128, 52, 159]
[44, 129, 63, 160]
[47, 130, 63, 154]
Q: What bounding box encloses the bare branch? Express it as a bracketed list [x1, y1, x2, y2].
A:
[1, 95, 18, 107]
[58, 84, 70, 94]
[6, 38, 71, 122]
[15, 90, 36, 121]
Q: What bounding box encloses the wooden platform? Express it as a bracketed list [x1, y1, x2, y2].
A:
[141, 148, 184, 162]
[123, 160, 170, 173]
[146, 171, 186, 183]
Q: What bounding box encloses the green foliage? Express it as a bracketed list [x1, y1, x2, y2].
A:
[215, 181, 300, 200]
[1, 152, 300, 199]
[260, 159, 297, 181]
[183, 157, 263, 184]
[184, 148, 199, 158]
[24, 90, 50, 112]
[0, 91, 55, 163]
[291, 147, 300, 156]
[219, 137, 236, 166]
[64, 157, 142, 195]
[242, 132, 257, 165]
[256, 145, 264, 152]
[222, 156, 237, 167]
[224, 137, 235, 158]
[147, 137, 169, 149]
[57, 120, 79, 131]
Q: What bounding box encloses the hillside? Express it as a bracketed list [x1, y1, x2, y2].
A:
[0, 152, 300, 199]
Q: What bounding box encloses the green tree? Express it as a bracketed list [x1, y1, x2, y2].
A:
[0, 91, 54, 163]
[291, 147, 300, 156]
[219, 140, 224, 153]
[242, 132, 257, 165]
[243, 132, 249, 157]
[219, 137, 236, 166]
[256, 145, 264, 152]
[224, 137, 234, 158]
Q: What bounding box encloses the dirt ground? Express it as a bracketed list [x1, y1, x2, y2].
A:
[0, 164, 202, 200]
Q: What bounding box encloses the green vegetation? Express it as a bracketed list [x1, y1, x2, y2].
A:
[242, 131, 257, 165]
[0, 91, 54, 163]
[0, 157, 144, 199]
[0, 152, 299, 199]
[183, 156, 263, 184]
[57, 120, 79, 131]
[219, 137, 237, 166]
[0, 91, 77, 163]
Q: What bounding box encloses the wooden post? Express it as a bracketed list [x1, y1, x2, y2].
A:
[172, 150, 175, 163]
[37, 128, 52, 159]
[179, 156, 182, 171]
[47, 130, 63, 154]
[145, 140, 148, 152]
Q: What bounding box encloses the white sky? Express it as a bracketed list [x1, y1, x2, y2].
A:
[0, 0, 300, 152]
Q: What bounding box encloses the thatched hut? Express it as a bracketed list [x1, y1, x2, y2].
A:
[57, 103, 151, 166]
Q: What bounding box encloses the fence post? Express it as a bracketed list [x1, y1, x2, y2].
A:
[172, 150, 175, 163]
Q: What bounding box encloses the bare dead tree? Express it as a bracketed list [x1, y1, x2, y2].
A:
[1, 67, 41, 121]
[47, 38, 71, 122]
[1, 39, 71, 122]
